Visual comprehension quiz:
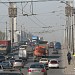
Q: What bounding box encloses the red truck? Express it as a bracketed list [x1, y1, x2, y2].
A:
[33, 45, 48, 62]
[0, 40, 11, 55]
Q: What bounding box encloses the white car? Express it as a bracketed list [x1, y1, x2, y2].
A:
[13, 59, 24, 68]
[39, 58, 49, 65]
[48, 59, 59, 68]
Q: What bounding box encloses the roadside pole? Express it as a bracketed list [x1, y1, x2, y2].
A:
[8, 2, 17, 48]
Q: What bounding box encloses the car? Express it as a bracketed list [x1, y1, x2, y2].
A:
[9, 58, 15, 67]
[48, 59, 59, 68]
[1, 61, 12, 69]
[0, 55, 5, 62]
[0, 65, 3, 71]
[0, 70, 24, 75]
[27, 63, 47, 75]
[13, 59, 24, 68]
[6, 53, 14, 60]
[39, 58, 49, 65]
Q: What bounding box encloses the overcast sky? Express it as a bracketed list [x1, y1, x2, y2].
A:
[0, 0, 69, 43]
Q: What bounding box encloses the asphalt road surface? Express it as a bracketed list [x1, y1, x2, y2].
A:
[14, 46, 65, 75]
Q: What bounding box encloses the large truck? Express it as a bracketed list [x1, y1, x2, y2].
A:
[54, 42, 61, 50]
[0, 40, 11, 55]
[32, 36, 39, 45]
[18, 45, 28, 61]
[33, 41, 49, 62]
[49, 42, 54, 48]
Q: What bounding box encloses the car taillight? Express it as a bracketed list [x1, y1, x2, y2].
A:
[28, 69, 32, 72]
[41, 69, 46, 72]
[13, 62, 15, 64]
[40, 62, 42, 63]
[49, 62, 50, 64]
[46, 62, 48, 64]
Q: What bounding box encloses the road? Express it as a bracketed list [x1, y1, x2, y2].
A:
[14, 46, 65, 75]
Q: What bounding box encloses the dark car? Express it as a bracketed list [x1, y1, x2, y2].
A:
[0, 55, 5, 62]
[9, 58, 15, 67]
[1, 61, 12, 69]
[0, 71, 24, 75]
[6, 53, 14, 60]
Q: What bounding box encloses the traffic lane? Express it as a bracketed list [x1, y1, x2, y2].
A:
[21, 65, 65, 75]
[13, 47, 65, 75]
[21, 58, 65, 75]
[48, 48, 65, 74]
[47, 68, 64, 75]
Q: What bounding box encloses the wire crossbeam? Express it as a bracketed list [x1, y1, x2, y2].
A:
[0, 0, 60, 3]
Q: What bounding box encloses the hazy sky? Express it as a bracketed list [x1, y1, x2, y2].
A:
[0, 0, 67, 43]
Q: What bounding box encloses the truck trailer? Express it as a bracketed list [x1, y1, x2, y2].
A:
[0, 40, 11, 55]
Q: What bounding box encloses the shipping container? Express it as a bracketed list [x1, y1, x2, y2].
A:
[0, 40, 11, 55]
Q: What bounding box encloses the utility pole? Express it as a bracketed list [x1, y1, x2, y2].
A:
[21, 25, 22, 42]
[5, 21, 7, 40]
[8, 2, 17, 47]
[31, 0, 33, 15]
[72, 8, 75, 55]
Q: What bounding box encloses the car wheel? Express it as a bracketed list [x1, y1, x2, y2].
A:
[44, 72, 47, 75]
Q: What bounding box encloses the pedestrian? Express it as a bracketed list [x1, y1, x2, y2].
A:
[67, 51, 72, 65]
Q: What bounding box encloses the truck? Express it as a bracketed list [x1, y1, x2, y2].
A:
[32, 36, 39, 45]
[54, 42, 61, 50]
[18, 45, 28, 61]
[49, 42, 54, 48]
[0, 40, 11, 55]
[33, 41, 49, 62]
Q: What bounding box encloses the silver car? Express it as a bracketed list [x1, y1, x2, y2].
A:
[13, 59, 24, 68]
[27, 63, 47, 75]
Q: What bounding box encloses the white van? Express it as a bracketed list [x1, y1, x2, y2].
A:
[19, 45, 28, 61]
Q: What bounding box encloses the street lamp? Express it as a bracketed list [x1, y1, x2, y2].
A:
[60, 1, 75, 54]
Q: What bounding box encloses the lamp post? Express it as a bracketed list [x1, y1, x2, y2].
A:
[8, 2, 17, 47]
[60, 1, 75, 54]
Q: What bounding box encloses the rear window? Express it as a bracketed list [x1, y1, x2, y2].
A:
[0, 73, 22, 75]
[15, 60, 22, 62]
[8, 53, 14, 56]
[41, 59, 47, 61]
[30, 64, 44, 68]
[50, 60, 58, 63]
[0, 56, 5, 59]
[2, 62, 9, 64]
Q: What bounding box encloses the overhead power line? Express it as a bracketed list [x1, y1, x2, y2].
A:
[0, 0, 60, 3]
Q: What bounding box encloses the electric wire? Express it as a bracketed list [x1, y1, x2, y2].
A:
[27, 16, 42, 27]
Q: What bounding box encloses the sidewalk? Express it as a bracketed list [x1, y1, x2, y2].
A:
[61, 48, 75, 75]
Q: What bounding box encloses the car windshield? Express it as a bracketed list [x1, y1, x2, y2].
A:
[0, 45, 6, 48]
[8, 53, 14, 56]
[10, 58, 15, 60]
[2, 62, 9, 64]
[15, 60, 22, 62]
[41, 59, 47, 61]
[30, 64, 44, 68]
[0, 56, 5, 59]
[50, 60, 58, 63]
[20, 46, 26, 48]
